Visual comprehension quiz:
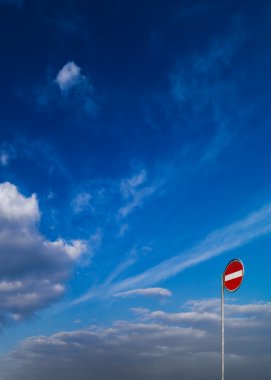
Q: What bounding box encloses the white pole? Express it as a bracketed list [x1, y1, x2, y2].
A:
[221, 274, 224, 380]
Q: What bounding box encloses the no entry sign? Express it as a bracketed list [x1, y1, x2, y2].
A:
[223, 259, 244, 292]
[221, 258, 244, 380]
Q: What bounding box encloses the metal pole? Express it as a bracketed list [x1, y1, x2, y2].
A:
[221, 274, 224, 380]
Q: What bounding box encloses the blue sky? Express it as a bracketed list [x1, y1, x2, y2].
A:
[0, 1, 271, 379]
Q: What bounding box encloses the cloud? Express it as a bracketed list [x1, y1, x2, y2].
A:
[0, 152, 9, 166]
[1, 323, 206, 380]
[73, 201, 271, 307]
[2, 298, 271, 380]
[0, 182, 39, 223]
[114, 287, 172, 298]
[54, 61, 96, 115]
[170, 30, 245, 111]
[108, 202, 271, 295]
[0, 182, 87, 325]
[105, 248, 138, 285]
[145, 310, 219, 323]
[169, 26, 246, 165]
[225, 302, 271, 317]
[45, 239, 87, 261]
[21, 61, 97, 117]
[55, 62, 82, 93]
[71, 192, 92, 214]
[118, 170, 157, 218]
[120, 170, 147, 198]
[0, 144, 16, 167]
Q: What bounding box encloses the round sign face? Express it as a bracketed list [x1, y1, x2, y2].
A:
[223, 259, 244, 292]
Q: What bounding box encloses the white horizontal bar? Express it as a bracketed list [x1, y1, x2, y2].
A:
[225, 270, 243, 282]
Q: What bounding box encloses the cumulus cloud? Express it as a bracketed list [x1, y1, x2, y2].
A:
[114, 287, 172, 298]
[0, 182, 39, 223]
[0, 182, 87, 325]
[1, 298, 271, 380]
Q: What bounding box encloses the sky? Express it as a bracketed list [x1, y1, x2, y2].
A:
[0, 0, 271, 379]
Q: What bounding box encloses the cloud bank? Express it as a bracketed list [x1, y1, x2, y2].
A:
[1, 298, 271, 380]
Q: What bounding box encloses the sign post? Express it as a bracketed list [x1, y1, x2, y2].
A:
[221, 259, 244, 380]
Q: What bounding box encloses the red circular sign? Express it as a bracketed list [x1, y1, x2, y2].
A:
[223, 259, 244, 292]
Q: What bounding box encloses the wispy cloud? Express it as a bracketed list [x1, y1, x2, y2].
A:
[73, 202, 271, 305]
[0, 144, 16, 167]
[118, 170, 157, 218]
[71, 192, 92, 214]
[0, 151, 9, 166]
[114, 287, 172, 298]
[105, 249, 138, 285]
[110, 203, 271, 294]
[169, 25, 247, 166]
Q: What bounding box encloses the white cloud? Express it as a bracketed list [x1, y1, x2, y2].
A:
[109, 202, 271, 295]
[26, 61, 97, 116]
[0, 280, 23, 292]
[73, 319, 82, 324]
[0, 182, 39, 224]
[54, 62, 96, 116]
[120, 170, 147, 199]
[118, 170, 157, 218]
[169, 27, 246, 166]
[114, 287, 172, 298]
[105, 249, 138, 284]
[117, 223, 129, 237]
[72, 202, 271, 307]
[44, 239, 87, 260]
[147, 310, 219, 323]
[0, 151, 9, 166]
[226, 302, 271, 316]
[118, 186, 156, 218]
[56, 62, 82, 93]
[0, 182, 87, 325]
[71, 192, 92, 214]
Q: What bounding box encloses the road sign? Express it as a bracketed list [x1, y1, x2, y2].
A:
[223, 258, 244, 292]
[221, 258, 245, 380]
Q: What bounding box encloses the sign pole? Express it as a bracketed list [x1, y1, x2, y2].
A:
[221, 258, 244, 380]
[221, 274, 224, 380]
